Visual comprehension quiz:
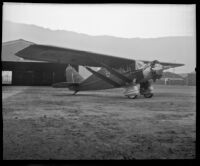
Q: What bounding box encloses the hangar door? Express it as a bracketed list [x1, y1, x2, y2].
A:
[12, 70, 57, 85]
[12, 71, 35, 85]
[2, 62, 78, 86]
[33, 71, 53, 85]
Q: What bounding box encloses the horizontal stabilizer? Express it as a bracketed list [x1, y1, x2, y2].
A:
[52, 82, 79, 88]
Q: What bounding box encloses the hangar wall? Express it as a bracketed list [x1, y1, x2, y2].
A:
[2, 61, 78, 86]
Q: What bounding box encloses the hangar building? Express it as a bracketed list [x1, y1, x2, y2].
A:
[2, 39, 78, 85]
[184, 71, 196, 86]
[155, 72, 185, 85]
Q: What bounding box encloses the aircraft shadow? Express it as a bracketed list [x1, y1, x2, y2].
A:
[53, 92, 126, 99]
[52, 92, 155, 100]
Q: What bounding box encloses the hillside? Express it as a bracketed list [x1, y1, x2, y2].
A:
[2, 39, 38, 62]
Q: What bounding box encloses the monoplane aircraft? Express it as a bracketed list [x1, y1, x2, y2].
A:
[15, 43, 184, 99]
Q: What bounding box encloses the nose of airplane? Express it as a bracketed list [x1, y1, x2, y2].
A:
[152, 63, 164, 77]
[155, 68, 163, 75]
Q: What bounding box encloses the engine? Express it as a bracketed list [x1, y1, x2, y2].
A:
[142, 60, 164, 82]
[124, 60, 164, 99]
[140, 81, 154, 98]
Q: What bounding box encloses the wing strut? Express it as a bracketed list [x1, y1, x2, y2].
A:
[99, 63, 133, 83]
[85, 67, 121, 87]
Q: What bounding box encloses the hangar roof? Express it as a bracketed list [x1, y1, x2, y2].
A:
[2, 39, 45, 63]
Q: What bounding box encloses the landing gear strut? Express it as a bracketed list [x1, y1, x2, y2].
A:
[143, 93, 153, 98]
[124, 84, 139, 99]
[140, 81, 154, 98]
[124, 81, 154, 99]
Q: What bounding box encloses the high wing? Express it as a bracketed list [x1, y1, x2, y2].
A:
[15, 43, 184, 69]
[15, 44, 134, 68]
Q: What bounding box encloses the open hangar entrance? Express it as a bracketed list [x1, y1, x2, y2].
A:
[2, 62, 78, 86]
[2, 39, 78, 86]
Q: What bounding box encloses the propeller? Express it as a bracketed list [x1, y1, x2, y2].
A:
[149, 60, 172, 82]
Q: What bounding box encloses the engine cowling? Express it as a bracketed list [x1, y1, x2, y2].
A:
[142, 60, 164, 82]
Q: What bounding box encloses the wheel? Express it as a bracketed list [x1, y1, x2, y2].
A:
[72, 90, 79, 95]
[143, 93, 153, 98]
[127, 95, 138, 99]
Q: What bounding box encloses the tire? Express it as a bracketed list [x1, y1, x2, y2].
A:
[127, 95, 138, 99]
[143, 93, 153, 98]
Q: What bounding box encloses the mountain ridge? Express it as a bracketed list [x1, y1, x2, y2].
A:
[3, 20, 194, 40]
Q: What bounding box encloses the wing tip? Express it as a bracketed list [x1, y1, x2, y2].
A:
[175, 63, 185, 67]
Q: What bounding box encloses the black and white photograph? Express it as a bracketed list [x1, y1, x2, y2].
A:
[2, 3, 196, 159]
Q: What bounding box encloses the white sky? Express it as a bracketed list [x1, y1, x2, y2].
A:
[3, 3, 196, 38]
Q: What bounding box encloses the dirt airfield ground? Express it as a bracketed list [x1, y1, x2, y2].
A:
[3, 85, 196, 159]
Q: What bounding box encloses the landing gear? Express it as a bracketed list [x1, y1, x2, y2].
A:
[124, 81, 154, 99]
[140, 81, 154, 98]
[127, 95, 138, 99]
[72, 90, 79, 95]
[143, 93, 153, 98]
[124, 84, 139, 99]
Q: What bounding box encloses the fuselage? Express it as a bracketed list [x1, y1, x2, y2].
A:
[77, 60, 164, 91]
[53, 59, 178, 98]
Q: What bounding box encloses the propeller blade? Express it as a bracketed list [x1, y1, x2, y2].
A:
[162, 66, 172, 70]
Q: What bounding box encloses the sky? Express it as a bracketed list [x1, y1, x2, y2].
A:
[3, 3, 196, 38]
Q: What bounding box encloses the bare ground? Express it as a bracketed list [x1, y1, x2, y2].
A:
[3, 85, 196, 159]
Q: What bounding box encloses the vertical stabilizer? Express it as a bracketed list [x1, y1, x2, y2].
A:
[66, 65, 84, 83]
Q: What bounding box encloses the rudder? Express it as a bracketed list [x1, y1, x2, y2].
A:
[52, 65, 84, 91]
[66, 65, 84, 83]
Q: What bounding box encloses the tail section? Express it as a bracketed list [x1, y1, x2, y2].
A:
[65, 65, 84, 83]
[52, 65, 84, 92]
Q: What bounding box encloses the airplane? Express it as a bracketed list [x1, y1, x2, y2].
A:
[15, 43, 184, 99]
